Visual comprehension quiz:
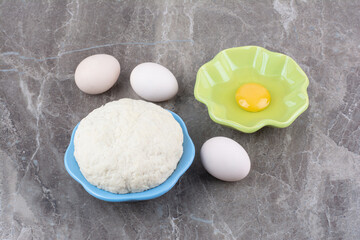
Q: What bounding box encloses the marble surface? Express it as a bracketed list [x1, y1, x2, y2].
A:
[1, 0, 360, 239]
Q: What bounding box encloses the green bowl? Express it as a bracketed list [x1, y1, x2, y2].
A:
[194, 46, 309, 133]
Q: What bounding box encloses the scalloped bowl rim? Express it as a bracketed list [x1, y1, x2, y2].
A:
[64, 110, 195, 202]
[194, 46, 309, 133]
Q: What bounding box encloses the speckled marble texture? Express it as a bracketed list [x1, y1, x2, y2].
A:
[1, 0, 359, 239]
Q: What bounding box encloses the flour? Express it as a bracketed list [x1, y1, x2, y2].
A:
[74, 98, 183, 193]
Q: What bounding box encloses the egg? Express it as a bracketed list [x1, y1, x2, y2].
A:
[75, 54, 120, 94]
[235, 83, 271, 112]
[130, 62, 178, 102]
[200, 137, 251, 181]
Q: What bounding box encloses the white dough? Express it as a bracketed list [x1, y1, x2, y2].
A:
[74, 98, 183, 193]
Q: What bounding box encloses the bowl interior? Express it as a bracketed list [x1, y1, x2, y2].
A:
[64, 111, 195, 202]
[195, 46, 309, 129]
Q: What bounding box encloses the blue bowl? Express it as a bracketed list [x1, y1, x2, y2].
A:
[64, 110, 195, 202]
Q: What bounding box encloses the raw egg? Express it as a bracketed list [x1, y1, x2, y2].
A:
[235, 83, 271, 112]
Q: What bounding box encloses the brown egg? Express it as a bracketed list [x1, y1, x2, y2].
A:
[75, 54, 120, 94]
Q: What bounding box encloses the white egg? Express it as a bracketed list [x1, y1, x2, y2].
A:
[75, 54, 120, 94]
[130, 62, 178, 102]
[200, 137, 251, 181]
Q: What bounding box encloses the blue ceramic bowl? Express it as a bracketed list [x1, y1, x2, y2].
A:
[64, 110, 195, 202]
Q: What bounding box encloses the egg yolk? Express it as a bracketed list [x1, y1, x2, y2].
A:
[235, 83, 271, 112]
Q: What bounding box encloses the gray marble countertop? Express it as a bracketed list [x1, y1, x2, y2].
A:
[1, 1, 360, 239]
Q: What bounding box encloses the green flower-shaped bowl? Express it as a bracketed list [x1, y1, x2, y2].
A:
[194, 46, 309, 133]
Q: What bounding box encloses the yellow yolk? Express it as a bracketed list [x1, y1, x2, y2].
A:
[235, 83, 271, 112]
